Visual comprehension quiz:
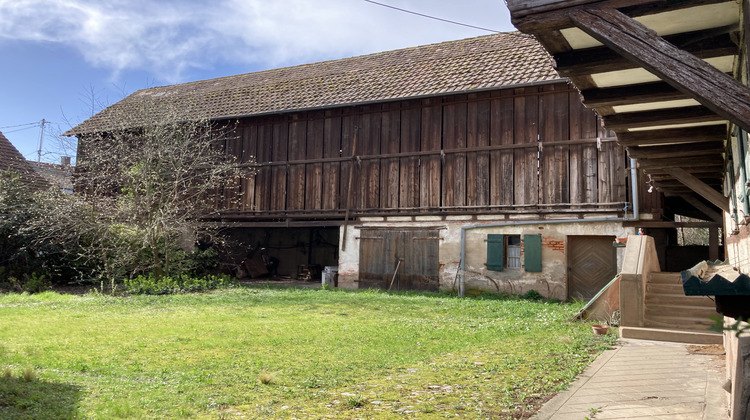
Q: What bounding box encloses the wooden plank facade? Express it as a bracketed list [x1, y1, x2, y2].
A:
[218, 82, 627, 224]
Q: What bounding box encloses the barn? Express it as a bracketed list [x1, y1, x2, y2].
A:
[69, 33, 647, 300]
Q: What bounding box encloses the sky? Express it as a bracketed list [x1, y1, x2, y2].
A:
[0, 0, 516, 164]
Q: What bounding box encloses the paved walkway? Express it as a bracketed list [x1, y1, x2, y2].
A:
[533, 339, 728, 419]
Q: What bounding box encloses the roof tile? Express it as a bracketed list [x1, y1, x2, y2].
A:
[68, 33, 559, 135]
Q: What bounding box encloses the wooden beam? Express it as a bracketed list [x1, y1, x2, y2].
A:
[680, 194, 724, 222]
[622, 220, 721, 228]
[645, 165, 723, 175]
[582, 82, 685, 109]
[617, 125, 727, 147]
[638, 156, 723, 169]
[555, 31, 737, 77]
[604, 106, 725, 131]
[662, 167, 730, 213]
[510, 0, 727, 32]
[568, 7, 750, 134]
[626, 142, 724, 159]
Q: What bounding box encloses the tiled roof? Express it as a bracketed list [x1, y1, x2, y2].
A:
[28, 161, 74, 192]
[0, 131, 50, 190]
[68, 33, 560, 135]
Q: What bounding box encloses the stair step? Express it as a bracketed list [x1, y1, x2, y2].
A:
[620, 326, 722, 344]
[646, 283, 687, 294]
[648, 272, 683, 284]
[644, 314, 717, 330]
[646, 294, 717, 308]
[645, 304, 720, 319]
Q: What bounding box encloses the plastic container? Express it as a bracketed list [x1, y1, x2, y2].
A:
[322, 266, 339, 287]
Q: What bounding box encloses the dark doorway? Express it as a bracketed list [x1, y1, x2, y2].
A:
[567, 235, 616, 301]
[228, 227, 339, 278]
[358, 228, 439, 292]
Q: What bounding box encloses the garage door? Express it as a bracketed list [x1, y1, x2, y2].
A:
[359, 229, 439, 292]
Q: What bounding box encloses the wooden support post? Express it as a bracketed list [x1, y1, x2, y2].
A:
[568, 7, 750, 134]
[709, 226, 720, 262]
[341, 127, 359, 251]
[662, 167, 730, 213]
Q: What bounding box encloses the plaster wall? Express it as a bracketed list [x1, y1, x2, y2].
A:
[724, 319, 750, 420]
[337, 217, 632, 299]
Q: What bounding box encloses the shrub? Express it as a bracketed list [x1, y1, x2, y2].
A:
[123, 273, 237, 295]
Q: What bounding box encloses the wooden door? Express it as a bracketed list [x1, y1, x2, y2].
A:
[568, 236, 616, 301]
[358, 229, 439, 292]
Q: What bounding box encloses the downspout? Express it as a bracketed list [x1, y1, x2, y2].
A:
[630, 157, 640, 221]
[457, 216, 626, 297]
[736, 129, 750, 219]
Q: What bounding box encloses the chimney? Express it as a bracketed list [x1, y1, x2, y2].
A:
[61, 156, 71, 167]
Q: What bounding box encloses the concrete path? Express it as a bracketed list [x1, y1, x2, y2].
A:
[532, 339, 728, 419]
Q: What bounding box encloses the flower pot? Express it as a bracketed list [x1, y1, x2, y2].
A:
[592, 324, 609, 335]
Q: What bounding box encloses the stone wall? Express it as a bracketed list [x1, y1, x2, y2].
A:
[337, 215, 632, 300]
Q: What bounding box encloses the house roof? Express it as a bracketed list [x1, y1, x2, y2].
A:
[28, 160, 74, 192]
[0, 131, 50, 191]
[68, 33, 560, 135]
[508, 0, 740, 217]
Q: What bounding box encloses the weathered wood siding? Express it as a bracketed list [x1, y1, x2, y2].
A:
[220, 82, 627, 219]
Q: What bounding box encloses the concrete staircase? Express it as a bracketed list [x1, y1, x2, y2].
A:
[621, 271, 723, 344]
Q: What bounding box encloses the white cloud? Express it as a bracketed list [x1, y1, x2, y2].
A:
[0, 0, 513, 83]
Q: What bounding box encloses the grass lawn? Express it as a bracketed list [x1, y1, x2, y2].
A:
[0, 287, 615, 419]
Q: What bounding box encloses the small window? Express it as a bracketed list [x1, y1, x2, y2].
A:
[506, 235, 521, 269]
[487, 234, 543, 272]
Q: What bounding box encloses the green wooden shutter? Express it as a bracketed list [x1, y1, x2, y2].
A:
[486, 234, 504, 271]
[524, 234, 542, 272]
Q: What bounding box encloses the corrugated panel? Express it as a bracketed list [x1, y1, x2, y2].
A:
[523, 234, 542, 272]
[487, 234, 505, 271]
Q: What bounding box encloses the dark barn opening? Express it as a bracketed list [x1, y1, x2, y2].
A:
[227, 227, 339, 281]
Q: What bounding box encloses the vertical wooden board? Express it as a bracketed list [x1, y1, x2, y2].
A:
[399, 230, 439, 292]
[582, 115, 600, 204]
[270, 119, 289, 211]
[380, 104, 401, 209]
[613, 142, 627, 203]
[399, 104, 421, 208]
[306, 113, 325, 210]
[358, 106, 381, 210]
[467, 96, 491, 207]
[514, 87, 539, 206]
[287, 117, 307, 211]
[242, 125, 258, 211]
[568, 91, 584, 205]
[489, 93, 515, 206]
[255, 121, 274, 211]
[555, 88, 571, 204]
[340, 111, 360, 213]
[597, 122, 612, 204]
[358, 229, 389, 289]
[539, 85, 570, 205]
[420, 99, 442, 208]
[442, 99, 467, 208]
[323, 110, 341, 210]
[223, 130, 243, 211]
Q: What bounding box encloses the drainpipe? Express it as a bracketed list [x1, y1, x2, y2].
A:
[457, 216, 626, 297]
[630, 157, 639, 221]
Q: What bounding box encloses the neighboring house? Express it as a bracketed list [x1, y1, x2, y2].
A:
[28, 157, 74, 194]
[507, 0, 750, 417]
[69, 33, 650, 300]
[0, 130, 49, 190]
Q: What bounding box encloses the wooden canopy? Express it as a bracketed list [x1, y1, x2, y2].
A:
[508, 0, 747, 216]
